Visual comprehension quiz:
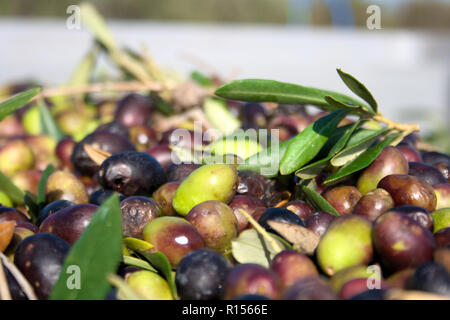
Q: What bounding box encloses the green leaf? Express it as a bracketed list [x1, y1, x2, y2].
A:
[37, 164, 56, 205]
[238, 139, 290, 178]
[123, 237, 154, 252]
[68, 46, 99, 86]
[0, 171, 25, 205]
[330, 128, 390, 167]
[204, 97, 241, 135]
[324, 133, 402, 184]
[50, 195, 123, 300]
[80, 2, 118, 52]
[295, 121, 361, 179]
[39, 103, 65, 141]
[150, 92, 174, 116]
[337, 69, 378, 112]
[280, 109, 349, 175]
[191, 70, 213, 87]
[24, 191, 39, 224]
[214, 79, 374, 114]
[0, 88, 40, 121]
[231, 229, 290, 268]
[138, 251, 178, 299]
[122, 256, 157, 273]
[325, 95, 374, 115]
[327, 120, 362, 156]
[300, 185, 340, 216]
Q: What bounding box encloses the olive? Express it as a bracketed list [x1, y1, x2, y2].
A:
[165, 163, 201, 182]
[406, 262, 450, 296]
[142, 216, 205, 268]
[39, 204, 99, 245]
[352, 188, 394, 222]
[120, 196, 162, 239]
[228, 195, 266, 232]
[323, 186, 362, 215]
[378, 174, 437, 212]
[257, 207, 305, 236]
[71, 131, 135, 176]
[98, 151, 166, 197]
[114, 93, 153, 127]
[37, 200, 75, 226]
[14, 233, 70, 299]
[45, 170, 89, 204]
[357, 146, 409, 195]
[283, 276, 337, 300]
[186, 200, 238, 253]
[89, 189, 126, 206]
[408, 162, 447, 186]
[304, 211, 335, 236]
[224, 263, 281, 300]
[175, 248, 232, 300]
[152, 182, 180, 216]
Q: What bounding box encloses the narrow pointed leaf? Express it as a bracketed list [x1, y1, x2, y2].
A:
[325, 95, 374, 115]
[0, 172, 25, 205]
[337, 69, 378, 112]
[238, 139, 290, 178]
[214, 79, 374, 114]
[122, 256, 157, 273]
[280, 109, 349, 175]
[300, 185, 340, 216]
[330, 128, 390, 167]
[39, 103, 65, 141]
[0, 88, 40, 121]
[37, 164, 56, 205]
[138, 251, 177, 299]
[231, 229, 290, 268]
[50, 195, 123, 300]
[324, 133, 403, 184]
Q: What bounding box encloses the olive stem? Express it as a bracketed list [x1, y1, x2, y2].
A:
[237, 209, 283, 254]
[0, 252, 37, 300]
[373, 113, 420, 132]
[0, 260, 11, 300]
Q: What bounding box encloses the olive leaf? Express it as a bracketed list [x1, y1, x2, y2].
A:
[39, 102, 65, 141]
[79, 2, 118, 52]
[280, 109, 349, 175]
[0, 87, 40, 121]
[203, 97, 241, 135]
[337, 69, 378, 112]
[68, 46, 99, 87]
[191, 70, 213, 87]
[296, 121, 361, 179]
[324, 132, 403, 184]
[0, 172, 25, 205]
[122, 255, 157, 273]
[231, 229, 290, 268]
[50, 195, 123, 300]
[266, 220, 320, 255]
[324, 95, 373, 116]
[123, 237, 154, 252]
[37, 164, 56, 206]
[237, 139, 290, 178]
[24, 192, 39, 224]
[214, 79, 374, 114]
[137, 251, 178, 299]
[299, 185, 339, 216]
[330, 128, 390, 167]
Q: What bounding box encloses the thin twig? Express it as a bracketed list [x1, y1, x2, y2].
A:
[31, 81, 166, 103]
[373, 113, 420, 132]
[0, 260, 11, 300]
[237, 209, 283, 253]
[0, 252, 37, 300]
